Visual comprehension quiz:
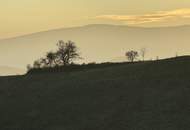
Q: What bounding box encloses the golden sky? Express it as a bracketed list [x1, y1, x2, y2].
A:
[1, 0, 190, 38]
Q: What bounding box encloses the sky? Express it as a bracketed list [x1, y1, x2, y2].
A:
[1, 0, 190, 38]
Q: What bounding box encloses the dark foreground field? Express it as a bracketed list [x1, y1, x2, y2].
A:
[0, 56, 190, 130]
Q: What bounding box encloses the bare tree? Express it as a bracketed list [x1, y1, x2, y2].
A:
[46, 52, 57, 67]
[140, 48, 146, 61]
[29, 40, 81, 70]
[56, 40, 80, 66]
[125, 50, 139, 62]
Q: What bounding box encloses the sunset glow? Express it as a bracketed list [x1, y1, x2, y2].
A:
[1, 0, 190, 38]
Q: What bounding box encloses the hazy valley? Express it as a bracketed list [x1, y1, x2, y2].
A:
[0, 24, 190, 75]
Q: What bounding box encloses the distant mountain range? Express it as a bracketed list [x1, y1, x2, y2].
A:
[0, 24, 190, 74]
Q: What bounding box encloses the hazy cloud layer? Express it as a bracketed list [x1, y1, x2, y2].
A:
[95, 8, 190, 24]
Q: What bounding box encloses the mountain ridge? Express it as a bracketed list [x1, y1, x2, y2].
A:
[1, 24, 190, 41]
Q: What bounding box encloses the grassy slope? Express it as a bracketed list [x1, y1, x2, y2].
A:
[0, 56, 190, 130]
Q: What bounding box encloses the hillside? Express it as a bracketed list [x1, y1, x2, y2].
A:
[0, 24, 190, 70]
[0, 56, 190, 129]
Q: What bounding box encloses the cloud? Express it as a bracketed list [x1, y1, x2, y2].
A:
[95, 8, 190, 25]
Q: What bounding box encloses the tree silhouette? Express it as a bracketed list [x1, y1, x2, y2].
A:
[56, 40, 80, 66]
[26, 64, 32, 71]
[30, 40, 81, 69]
[140, 48, 146, 61]
[46, 52, 57, 67]
[33, 60, 41, 68]
[125, 50, 139, 62]
[39, 58, 48, 68]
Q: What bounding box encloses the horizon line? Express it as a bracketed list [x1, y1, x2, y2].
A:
[1, 23, 190, 41]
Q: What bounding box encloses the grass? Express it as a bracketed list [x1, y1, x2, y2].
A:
[0, 56, 190, 130]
